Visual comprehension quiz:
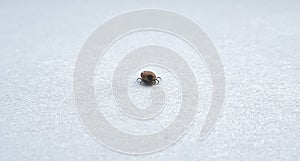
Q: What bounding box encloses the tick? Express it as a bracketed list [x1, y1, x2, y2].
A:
[137, 71, 161, 85]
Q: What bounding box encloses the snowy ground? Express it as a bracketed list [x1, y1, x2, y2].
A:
[0, 0, 300, 161]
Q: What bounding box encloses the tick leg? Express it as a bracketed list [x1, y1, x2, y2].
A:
[136, 78, 142, 83]
[157, 77, 162, 81]
[151, 81, 156, 85]
[154, 79, 160, 85]
[137, 78, 145, 85]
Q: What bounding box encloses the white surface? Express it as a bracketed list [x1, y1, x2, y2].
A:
[0, 0, 299, 160]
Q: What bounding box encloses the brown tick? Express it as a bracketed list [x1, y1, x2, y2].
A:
[136, 71, 161, 85]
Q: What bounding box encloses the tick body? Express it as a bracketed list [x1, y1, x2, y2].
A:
[137, 71, 161, 85]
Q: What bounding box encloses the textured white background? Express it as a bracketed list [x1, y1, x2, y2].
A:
[0, 0, 299, 161]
